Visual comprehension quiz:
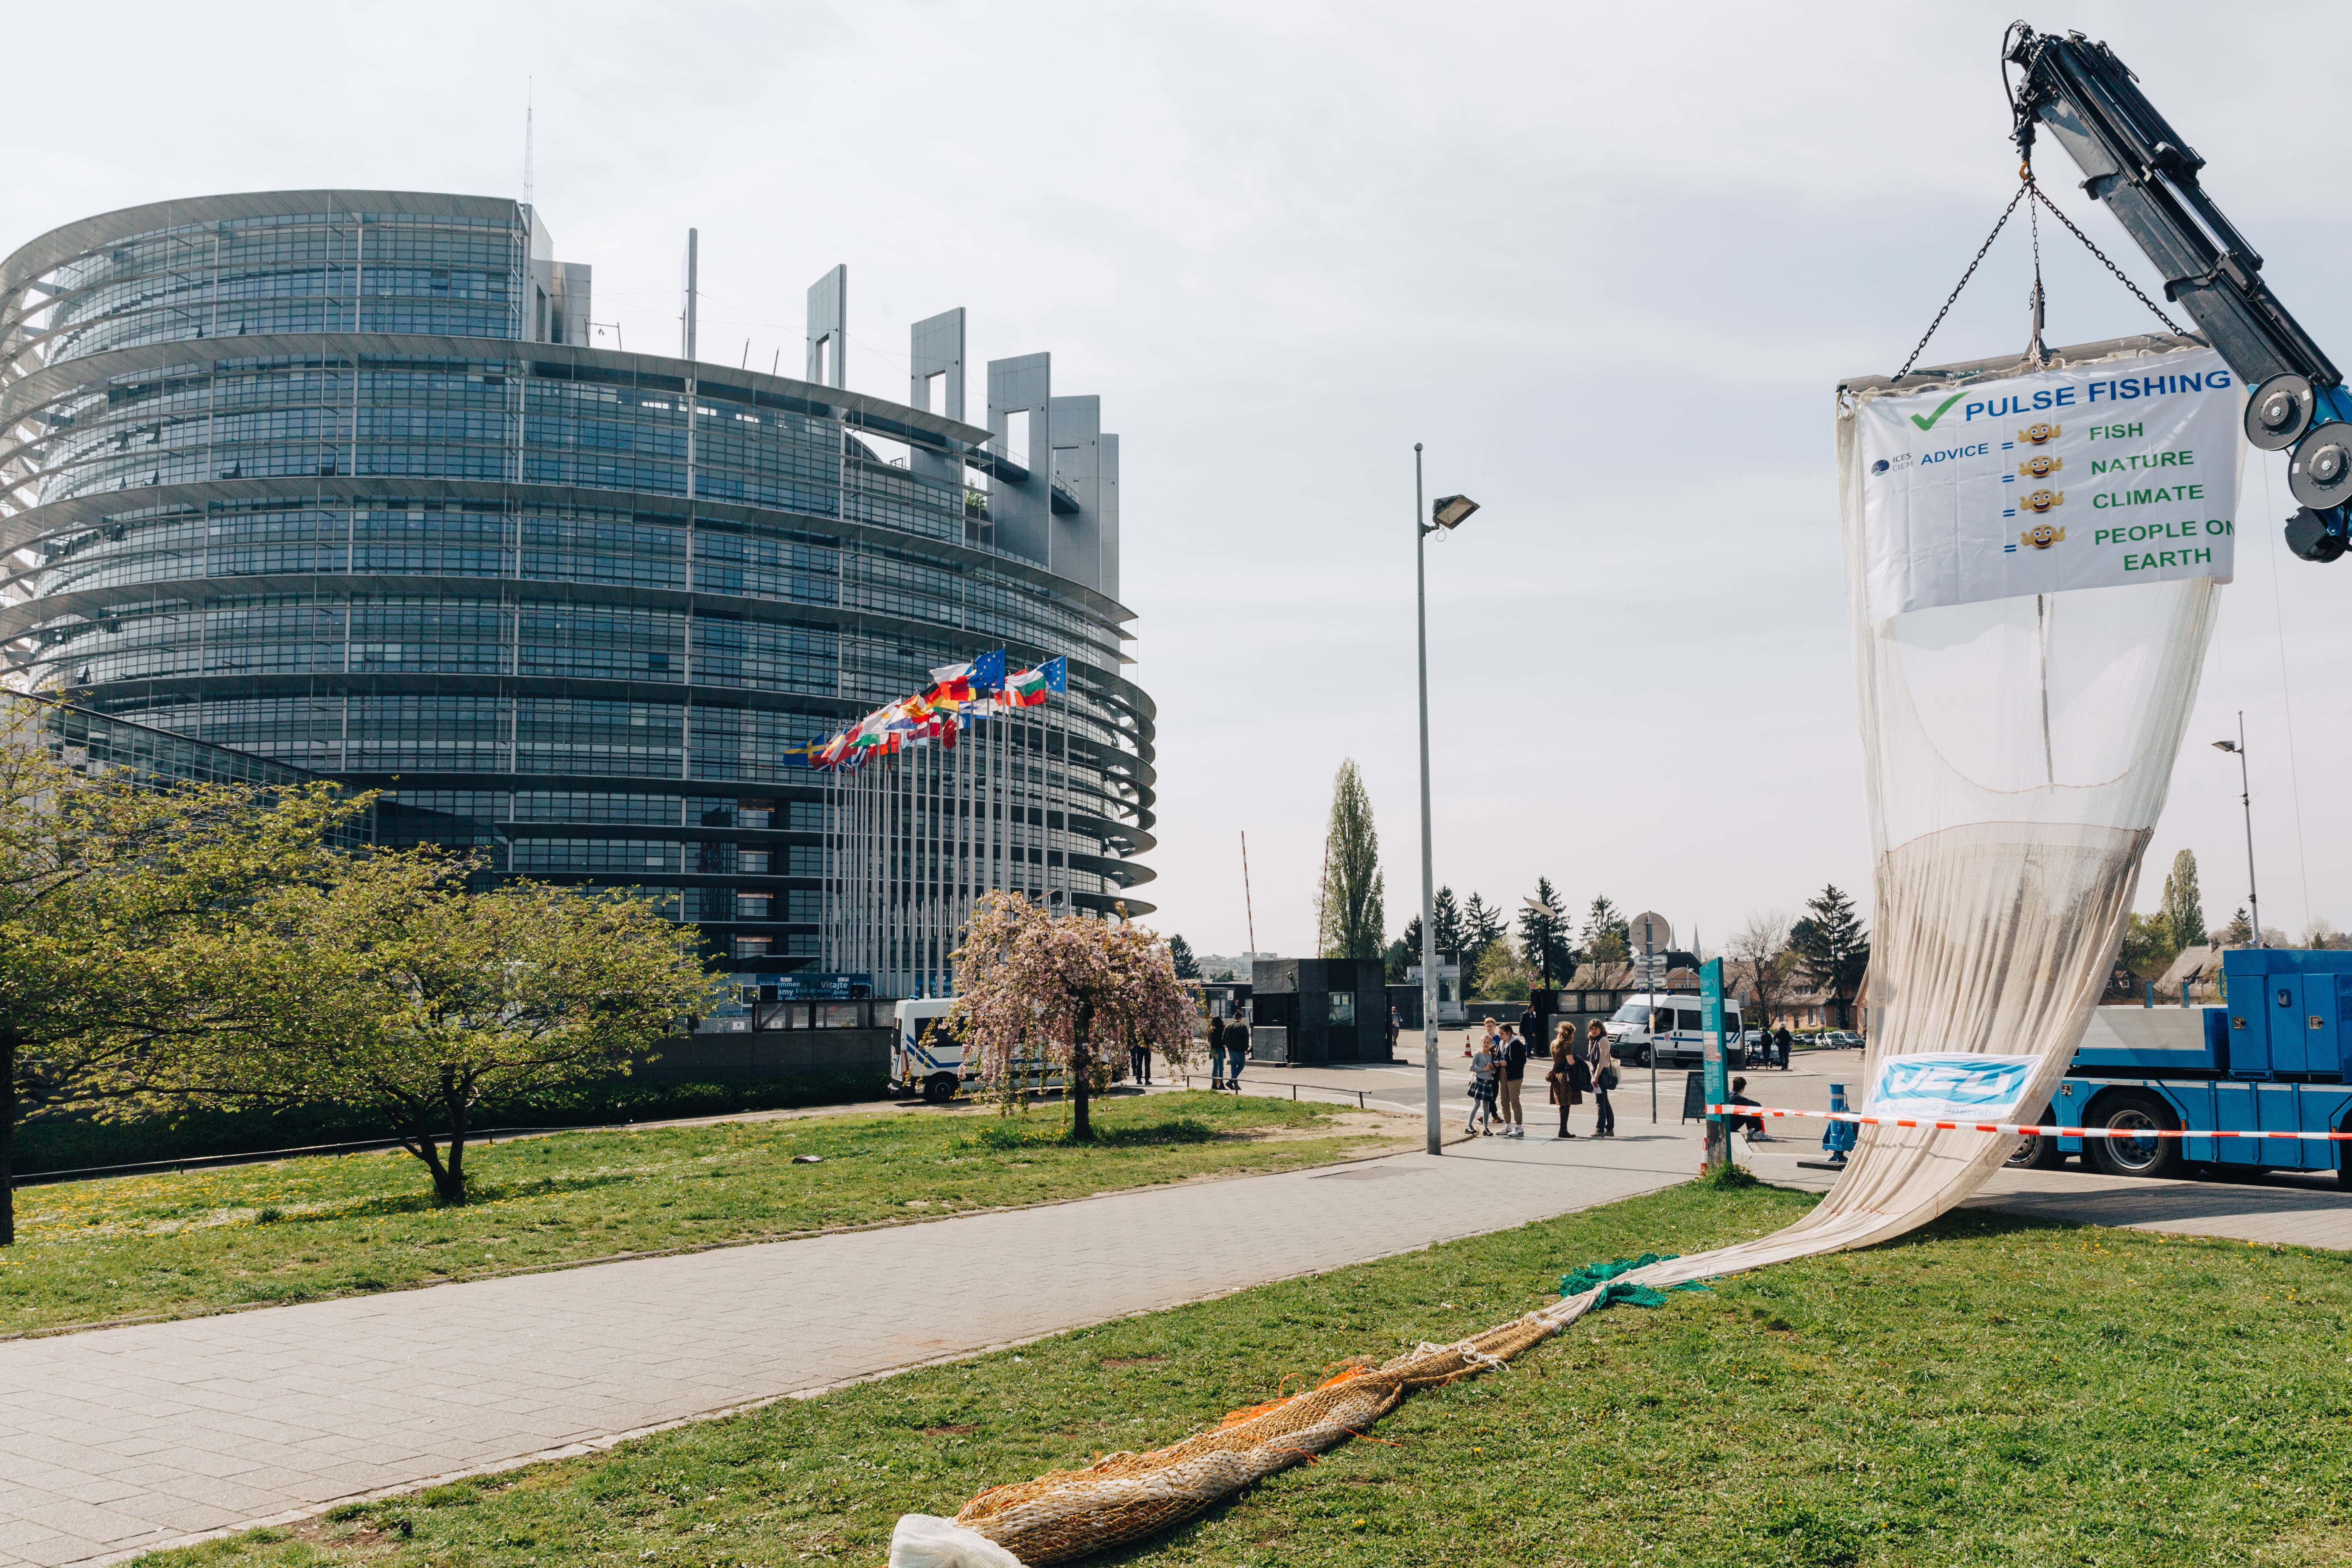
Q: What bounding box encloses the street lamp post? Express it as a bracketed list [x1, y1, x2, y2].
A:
[1416, 445, 1478, 1156]
[2212, 713, 2261, 948]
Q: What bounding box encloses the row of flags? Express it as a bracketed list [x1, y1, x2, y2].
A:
[803, 649, 1067, 772]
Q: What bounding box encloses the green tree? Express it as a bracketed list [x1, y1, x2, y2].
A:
[1792, 885, 1871, 1029]
[1385, 915, 1422, 984]
[1167, 933, 1202, 980]
[1432, 886, 1465, 965]
[196, 853, 720, 1205]
[1583, 895, 1631, 965]
[2159, 849, 2208, 950]
[0, 710, 368, 1245]
[1461, 892, 1506, 972]
[1515, 878, 1574, 986]
[2118, 911, 2180, 981]
[1315, 760, 1386, 960]
[1474, 943, 1535, 1002]
[2218, 905, 2253, 946]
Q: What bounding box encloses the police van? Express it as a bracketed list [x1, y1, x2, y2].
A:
[1603, 993, 1745, 1070]
[890, 999, 1086, 1103]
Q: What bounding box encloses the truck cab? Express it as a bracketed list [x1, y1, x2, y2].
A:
[1604, 992, 1744, 1070]
[891, 998, 963, 1102]
[2010, 947, 2352, 1183]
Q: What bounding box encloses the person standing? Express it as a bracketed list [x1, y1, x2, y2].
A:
[1205, 1015, 1227, 1090]
[1774, 1023, 1793, 1070]
[1466, 1033, 1499, 1135]
[1587, 1020, 1617, 1138]
[1497, 1023, 1528, 1138]
[1223, 1016, 1251, 1091]
[1548, 1021, 1581, 1138]
[1130, 1034, 1153, 1086]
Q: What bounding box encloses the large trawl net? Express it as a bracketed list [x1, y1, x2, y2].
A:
[886, 336, 2234, 1568]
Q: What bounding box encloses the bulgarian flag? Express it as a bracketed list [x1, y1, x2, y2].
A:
[1006, 656, 1067, 708]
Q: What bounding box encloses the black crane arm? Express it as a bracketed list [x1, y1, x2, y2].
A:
[2006, 23, 2352, 560]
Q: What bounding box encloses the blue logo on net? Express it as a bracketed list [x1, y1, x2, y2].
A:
[1874, 1056, 2031, 1109]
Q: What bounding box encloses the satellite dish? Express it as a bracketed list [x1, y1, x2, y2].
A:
[1628, 911, 1673, 953]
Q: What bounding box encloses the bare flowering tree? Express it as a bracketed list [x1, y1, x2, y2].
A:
[947, 891, 1196, 1139]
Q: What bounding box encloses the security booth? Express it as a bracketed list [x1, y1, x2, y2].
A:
[1198, 982, 1253, 1024]
[1249, 958, 1392, 1064]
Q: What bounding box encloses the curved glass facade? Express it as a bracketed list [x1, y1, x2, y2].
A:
[1, 192, 1155, 978]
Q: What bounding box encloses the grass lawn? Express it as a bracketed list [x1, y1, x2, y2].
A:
[1, 1091, 1403, 1337]
[138, 1180, 2352, 1568]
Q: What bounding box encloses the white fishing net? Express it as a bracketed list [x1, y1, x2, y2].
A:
[886, 339, 2234, 1566]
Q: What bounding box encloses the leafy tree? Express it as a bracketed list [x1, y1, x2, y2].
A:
[2159, 849, 2207, 950]
[193, 853, 719, 1205]
[2117, 911, 2181, 981]
[2218, 906, 2253, 946]
[1385, 915, 1423, 984]
[1729, 909, 1794, 1025]
[1474, 943, 1535, 1002]
[1315, 760, 1385, 960]
[1167, 933, 1201, 980]
[1432, 886, 1465, 965]
[948, 891, 1194, 1140]
[1461, 892, 1506, 972]
[0, 712, 368, 1245]
[1515, 878, 1574, 986]
[1583, 895, 1631, 965]
[1792, 885, 1871, 1029]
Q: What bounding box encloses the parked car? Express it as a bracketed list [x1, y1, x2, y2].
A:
[1817, 1029, 1864, 1049]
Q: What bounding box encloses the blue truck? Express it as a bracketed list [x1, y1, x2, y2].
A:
[2006, 947, 2352, 1186]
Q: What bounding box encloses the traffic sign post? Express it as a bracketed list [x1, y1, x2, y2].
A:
[1631, 912, 1672, 1122]
[1701, 956, 1731, 1172]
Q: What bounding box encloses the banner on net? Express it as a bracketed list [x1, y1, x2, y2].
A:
[1862, 1051, 2044, 1121]
[1857, 346, 2242, 621]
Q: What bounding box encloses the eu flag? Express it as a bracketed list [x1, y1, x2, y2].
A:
[968, 648, 1007, 693]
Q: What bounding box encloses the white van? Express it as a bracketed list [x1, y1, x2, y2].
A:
[889, 999, 1085, 1103]
[891, 999, 964, 1102]
[1604, 993, 1744, 1069]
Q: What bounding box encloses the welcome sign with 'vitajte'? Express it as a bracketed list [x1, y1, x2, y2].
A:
[1856, 346, 2243, 621]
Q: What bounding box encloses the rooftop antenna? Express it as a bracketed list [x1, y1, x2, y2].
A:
[522, 78, 535, 208]
[680, 228, 698, 361]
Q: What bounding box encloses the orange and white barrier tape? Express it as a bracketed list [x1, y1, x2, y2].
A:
[1707, 1105, 2352, 1141]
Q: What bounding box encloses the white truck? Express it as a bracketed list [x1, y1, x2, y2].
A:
[889, 998, 1088, 1103]
[1603, 992, 1745, 1070]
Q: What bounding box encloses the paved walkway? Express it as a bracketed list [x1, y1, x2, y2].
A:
[6, 1044, 2350, 1568]
[0, 1128, 1698, 1568]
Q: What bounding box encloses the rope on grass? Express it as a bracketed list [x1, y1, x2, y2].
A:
[886, 1256, 1706, 1567]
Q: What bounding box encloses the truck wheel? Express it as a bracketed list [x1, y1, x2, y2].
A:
[2086, 1091, 2181, 1180]
[2004, 1105, 2065, 1171]
[922, 1073, 958, 1105]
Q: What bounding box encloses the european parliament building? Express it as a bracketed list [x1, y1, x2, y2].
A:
[0, 191, 1156, 992]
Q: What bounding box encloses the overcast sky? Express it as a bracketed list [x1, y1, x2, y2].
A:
[19, 0, 2352, 957]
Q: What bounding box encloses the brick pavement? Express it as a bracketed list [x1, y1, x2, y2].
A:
[7, 1051, 2352, 1568]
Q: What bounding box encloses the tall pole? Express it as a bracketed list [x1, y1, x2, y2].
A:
[1416, 443, 1441, 1156]
[1240, 831, 1258, 956]
[2236, 710, 2262, 948]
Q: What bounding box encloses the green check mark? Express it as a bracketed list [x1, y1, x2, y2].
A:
[1910, 391, 1968, 431]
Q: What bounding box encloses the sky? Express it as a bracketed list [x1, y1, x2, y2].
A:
[16, 0, 2352, 958]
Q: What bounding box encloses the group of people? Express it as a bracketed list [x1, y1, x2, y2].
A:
[1203, 1013, 1251, 1090]
[1462, 1018, 1618, 1139]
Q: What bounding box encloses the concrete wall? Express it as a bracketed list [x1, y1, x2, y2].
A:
[643, 1028, 892, 1082]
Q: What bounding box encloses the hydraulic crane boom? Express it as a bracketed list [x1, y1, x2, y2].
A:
[2006, 23, 2352, 561]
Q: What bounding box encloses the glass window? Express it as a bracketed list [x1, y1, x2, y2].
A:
[1610, 1003, 1653, 1025]
[819, 1003, 862, 1029]
[1328, 992, 1356, 1025]
[1677, 1009, 1703, 1033]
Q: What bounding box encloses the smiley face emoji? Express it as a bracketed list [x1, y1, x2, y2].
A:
[2022, 522, 2066, 549]
[2020, 422, 2061, 445]
[2024, 488, 2063, 513]
[2020, 453, 2062, 479]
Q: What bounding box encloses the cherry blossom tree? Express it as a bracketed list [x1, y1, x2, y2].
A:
[947, 891, 1196, 1139]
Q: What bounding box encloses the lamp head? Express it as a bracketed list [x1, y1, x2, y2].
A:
[1430, 494, 1480, 530]
[2212, 740, 2240, 753]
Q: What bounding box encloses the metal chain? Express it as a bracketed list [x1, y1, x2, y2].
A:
[2027, 180, 2186, 335]
[1893, 182, 2031, 380]
[2027, 189, 2045, 363]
